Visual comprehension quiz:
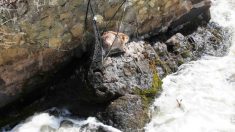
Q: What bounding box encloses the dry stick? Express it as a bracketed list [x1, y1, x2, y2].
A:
[103, 0, 127, 33]
[84, 0, 91, 30]
[103, 1, 126, 61]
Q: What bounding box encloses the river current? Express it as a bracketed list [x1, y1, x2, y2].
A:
[146, 0, 235, 131]
[8, 0, 235, 131]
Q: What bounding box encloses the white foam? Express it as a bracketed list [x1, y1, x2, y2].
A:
[11, 113, 62, 132]
[146, 56, 235, 132]
[211, 0, 235, 56]
[146, 0, 235, 131]
[11, 113, 121, 132]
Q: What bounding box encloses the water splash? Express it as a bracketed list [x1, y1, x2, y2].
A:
[145, 0, 235, 131]
[9, 110, 121, 132]
[145, 56, 235, 132]
[211, 0, 235, 55]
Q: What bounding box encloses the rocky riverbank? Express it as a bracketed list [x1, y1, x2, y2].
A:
[0, 0, 228, 131]
[1, 21, 229, 131]
[0, 0, 211, 108]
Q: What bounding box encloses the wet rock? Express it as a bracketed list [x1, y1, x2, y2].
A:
[79, 123, 111, 132]
[152, 22, 230, 78]
[0, 0, 212, 109]
[60, 120, 74, 128]
[153, 42, 168, 56]
[0, 49, 72, 108]
[84, 41, 162, 131]
[40, 125, 56, 132]
[228, 74, 235, 83]
[86, 41, 162, 102]
[188, 22, 230, 57]
[102, 95, 149, 132]
[166, 33, 190, 54]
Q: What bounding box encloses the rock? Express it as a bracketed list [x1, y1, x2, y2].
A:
[153, 42, 168, 56]
[40, 125, 56, 132]
[60, 120, 74, 128]
[49, 38, 62, 48]
[58, 0, 67, 6]
[102, 95, 149, 132]
[228, 74, 235, 83]
[187, 22, 230, 57]
[79, 123, 111, 132]
[0, 0, 212, 109]
[86, 41, 162, 102]
[70, 24, 84, 38]
[84, 41, 162, 131]
[0, 49, 72, 107]
[152, 22, 230, 78]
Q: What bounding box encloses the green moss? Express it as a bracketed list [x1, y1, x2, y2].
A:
[155, 58, 171, 76]
[134, 71, 162, 105]
[181, 50, 192, 58]
[177, 58, 184, 66]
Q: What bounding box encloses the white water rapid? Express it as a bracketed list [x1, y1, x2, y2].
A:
[145, 0, 235, 132]
[8, 109, 121, 132]
[7, 0, 235, 132]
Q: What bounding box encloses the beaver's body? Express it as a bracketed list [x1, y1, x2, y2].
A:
[101, 31, 129, 53]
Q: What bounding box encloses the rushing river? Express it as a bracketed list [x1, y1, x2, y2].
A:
[7, 0, 235, 132]
[145, 0, 235, 132]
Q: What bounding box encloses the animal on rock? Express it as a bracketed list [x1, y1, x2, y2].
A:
[101, 31, 129, 54]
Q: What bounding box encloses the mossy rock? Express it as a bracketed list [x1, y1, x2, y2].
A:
[134, 71, 162, 105]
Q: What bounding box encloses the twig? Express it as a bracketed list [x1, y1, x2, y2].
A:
[103, 0, 127, 33]
[84, 0, 91, 31]
[103, 0, 127, 61]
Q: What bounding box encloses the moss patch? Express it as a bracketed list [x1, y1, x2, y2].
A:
[133, 58, 163, 110]
[134, 71, 162, 105]
[155, 58, 171, 76]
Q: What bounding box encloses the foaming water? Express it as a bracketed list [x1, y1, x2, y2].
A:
[146, 0, 235, 132]
[145, 56, 235, 132]
[9, 109, 121, 132]
[210, 0, 235, 55]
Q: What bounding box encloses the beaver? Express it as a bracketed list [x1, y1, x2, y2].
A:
[101, 31, 129, 54]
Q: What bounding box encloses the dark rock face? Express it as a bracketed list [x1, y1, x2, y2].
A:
[102, 95, 149, 132]
[84, 41, 162, 131]
[87, 41, 161, 102]
[0, 0, 212, 109]
[167, 0, 211, 35]
[152, 22, 230, 78]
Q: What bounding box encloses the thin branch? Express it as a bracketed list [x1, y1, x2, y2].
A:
[103, 0, 127, 33]
[103, 1, 126, 61]
[84, 0, 91, 31]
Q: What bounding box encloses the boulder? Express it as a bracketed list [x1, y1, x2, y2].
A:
[102, 95, 149, 132]
[86, 41, 162, 102]
[153, 22, 230, 78]
[85, 41, 162, 131]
